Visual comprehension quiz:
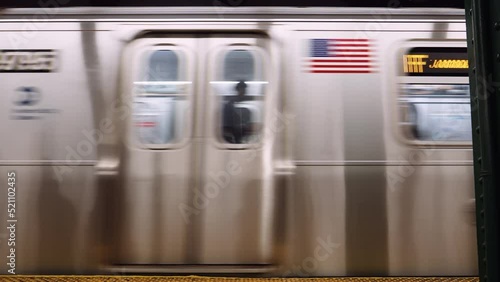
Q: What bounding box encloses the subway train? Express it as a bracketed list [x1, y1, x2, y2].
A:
[0, 5, 478, 277]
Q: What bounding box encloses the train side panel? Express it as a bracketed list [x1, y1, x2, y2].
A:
[285, 21, 477, 276]
[0, 8, 478, 276]
[0, 25, 122, 273]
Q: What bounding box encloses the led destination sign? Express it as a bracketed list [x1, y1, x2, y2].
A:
[403, 47, 468, 76]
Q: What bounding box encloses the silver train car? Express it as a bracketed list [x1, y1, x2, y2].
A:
[0, 6, 477, 276]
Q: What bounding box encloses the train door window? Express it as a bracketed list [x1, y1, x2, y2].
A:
[397, 46, 472, 145]
[133, 48, 191, 147]
[212, 48, 267, 145]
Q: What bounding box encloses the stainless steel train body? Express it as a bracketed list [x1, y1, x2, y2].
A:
[0, 7, 478, 276]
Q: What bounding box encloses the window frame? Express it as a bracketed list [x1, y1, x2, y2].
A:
[129, 44, 194, 150]
[393, 40, 472, 148]
[209, 44, 269, 150]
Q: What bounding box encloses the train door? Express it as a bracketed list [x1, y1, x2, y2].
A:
[113, 34, 279, 271]
[198, 36, 275, 264]
[114, 37, 198, 266]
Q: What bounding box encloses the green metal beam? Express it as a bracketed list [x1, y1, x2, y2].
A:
[465, 0, 500, 281]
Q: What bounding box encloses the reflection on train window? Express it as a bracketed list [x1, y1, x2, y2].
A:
[399, 84, 472, 142]
[133, 49, 190, 146]
[213, 49, 266, 145]
[224, 50, 255, 81]
[148, 50, 178, 81]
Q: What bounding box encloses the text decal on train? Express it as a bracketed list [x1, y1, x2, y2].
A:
[0, 50, 58, 72]
[403, 47, 468, 76]
[304, 38, 378, 73]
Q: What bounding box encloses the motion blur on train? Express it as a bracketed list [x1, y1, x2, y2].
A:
[0, 5, 477, 277]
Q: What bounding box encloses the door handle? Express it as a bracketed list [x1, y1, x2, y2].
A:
[274, 160, 296, 176]
[464, 198, 476, 226]
[96, 157, 119, 177]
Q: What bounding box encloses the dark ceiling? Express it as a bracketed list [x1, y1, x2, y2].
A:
[1, 0, 464, 8]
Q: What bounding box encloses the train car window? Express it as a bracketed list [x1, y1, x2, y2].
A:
[398, 46, 471, 144]
[399, 84, 472, 142]
[224, 50, 255, 81]
[133, 49, 190, 147]
[214, 49, 266, 145]
[148, 50, 178, 81]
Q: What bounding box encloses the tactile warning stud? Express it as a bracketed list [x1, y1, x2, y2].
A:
[0, 276, 480, 282]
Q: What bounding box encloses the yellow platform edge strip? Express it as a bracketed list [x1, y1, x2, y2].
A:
[0, 276, 480, 282]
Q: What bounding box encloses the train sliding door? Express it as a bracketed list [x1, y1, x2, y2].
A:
[115, 37, 198, 266]
[113, 34, 278, 271]
[199, 36, 274, 264]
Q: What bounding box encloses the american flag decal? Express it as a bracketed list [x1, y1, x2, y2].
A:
[305, 39, 378, 73]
